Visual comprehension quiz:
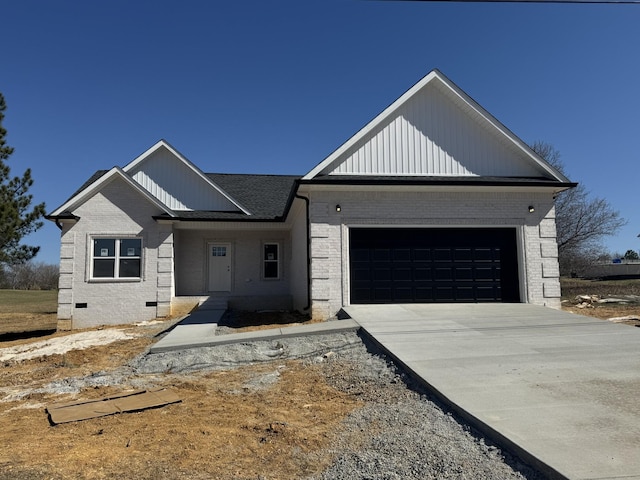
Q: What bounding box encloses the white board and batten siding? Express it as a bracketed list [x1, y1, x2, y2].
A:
[326, 82, 544, 178]
[127, 146, 240, 212]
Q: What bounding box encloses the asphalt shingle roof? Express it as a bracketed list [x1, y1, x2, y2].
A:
[206, 173, 300, 219]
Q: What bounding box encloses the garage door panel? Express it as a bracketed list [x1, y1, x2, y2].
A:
[351, 249, 370, 262]
[414, 267, 433, 281]
[414, 249, 431, 261]
[435, 287, 455, 301]
[352, 267, 371, 282]
[474, 248, 494, 261]
[476, 286, 501, 301]
[433, 249, 452, 262]
[454, 248, 473, 261]
[394, 287, 414, 301]
[456, 286, 476, 301]
[475, 266, 497, 281]
[372, 249, 391, 261]
[373, 267, 391, 281]
[415, 287, 433, 301]
[351, 288, 371, 303]
[435, 268, 453, 281]
[373, 287, 392, 302]
[393, 249, 411, 262]
[393, 267, 412, 282]
[454, 267, 473, 281]
[350, 228, 519, 304]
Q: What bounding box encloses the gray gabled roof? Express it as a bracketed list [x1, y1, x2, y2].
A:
[206, 173, 300, 218]
[166, 173, 300, 221]
[68, 169, 110, 200]
[49, 169, 301, 222]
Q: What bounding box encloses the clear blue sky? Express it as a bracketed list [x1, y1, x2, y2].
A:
[3, 0, 639, 265]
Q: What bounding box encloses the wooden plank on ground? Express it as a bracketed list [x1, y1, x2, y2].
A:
[46, 388, 181, 425]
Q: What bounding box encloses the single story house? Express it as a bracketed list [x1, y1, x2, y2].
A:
[47, 70, 575, 330]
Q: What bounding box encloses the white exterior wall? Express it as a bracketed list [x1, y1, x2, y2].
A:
[174, 227, 292, 311]
[57, 178, 174, 329]
[289, 198, 310, 313]
[306, 188, 561, 320]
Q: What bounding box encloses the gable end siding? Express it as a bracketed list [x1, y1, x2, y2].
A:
[330, 83, 544, 178]
[128, 146, 240, 211]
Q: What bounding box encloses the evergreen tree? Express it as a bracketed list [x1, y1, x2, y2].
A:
[0, 92, 46, 264]
[623, 249, 639, 260]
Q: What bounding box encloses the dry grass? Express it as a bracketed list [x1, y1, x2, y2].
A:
[0, 290, 58, 338]
[0, 356, 360, 480]
[0, 290, 58, 315]
[560, 278, 640, 300]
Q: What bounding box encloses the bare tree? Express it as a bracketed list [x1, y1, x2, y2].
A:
[531, 141, 627, 276]
[0, 261, 59, 290]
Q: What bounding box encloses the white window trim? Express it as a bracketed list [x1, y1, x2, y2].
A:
[89, 236, 143, 282]
[263, 242, 280, 280]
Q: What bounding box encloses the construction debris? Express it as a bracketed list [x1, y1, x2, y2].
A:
[573, 294, 640, 309]
[46, 388, 181, 425]
[607, 315, 640, 324]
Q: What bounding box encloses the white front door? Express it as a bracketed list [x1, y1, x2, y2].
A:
[208, 243, 232, 291]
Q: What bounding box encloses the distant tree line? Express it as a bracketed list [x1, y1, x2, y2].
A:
[0, 262, 59, 290]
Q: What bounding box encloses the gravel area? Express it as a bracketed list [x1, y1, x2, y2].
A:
[129, 331, 545, 479]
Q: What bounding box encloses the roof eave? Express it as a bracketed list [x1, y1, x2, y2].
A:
[152, 215, 286, 223]
[299, 178, 577, 188]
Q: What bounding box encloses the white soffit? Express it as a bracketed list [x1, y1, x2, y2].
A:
[303, 70, 570, 182]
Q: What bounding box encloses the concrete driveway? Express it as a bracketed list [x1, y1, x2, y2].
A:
[344, 303, 640, 480]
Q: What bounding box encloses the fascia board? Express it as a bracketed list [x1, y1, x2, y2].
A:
[49, 167, 176, 217]
[123, 139, 252, 215]
[303, 70, 571, 184]
[298, 182, 573, 195]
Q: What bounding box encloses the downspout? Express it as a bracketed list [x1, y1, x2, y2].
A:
[294, 192, 311, 311]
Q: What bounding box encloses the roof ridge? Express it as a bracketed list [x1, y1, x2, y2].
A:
[206, 172, 301, 178]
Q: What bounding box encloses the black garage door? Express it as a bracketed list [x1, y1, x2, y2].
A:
[350, 228, 519, 304]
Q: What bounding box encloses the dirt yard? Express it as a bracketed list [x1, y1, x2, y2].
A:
[0, 282, 638, 479]
[560, 278, 640, 327]
[0, 320, 363, 479]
